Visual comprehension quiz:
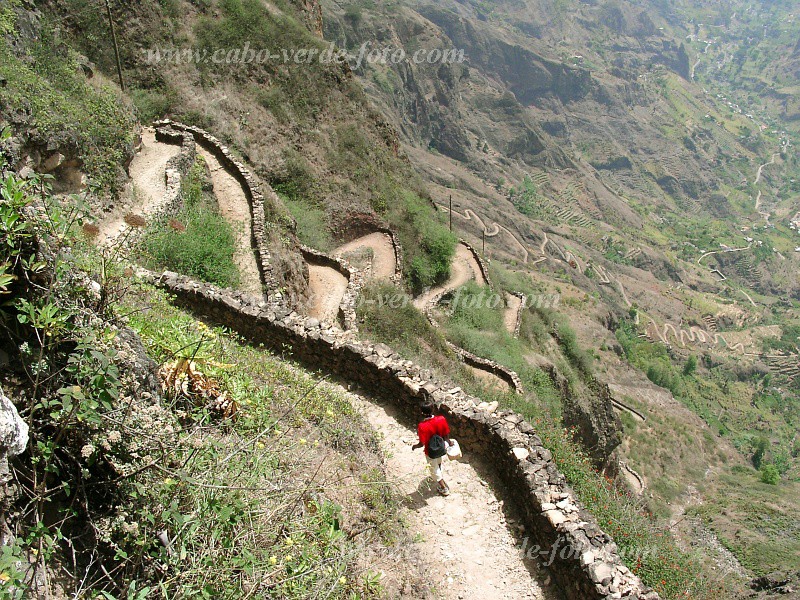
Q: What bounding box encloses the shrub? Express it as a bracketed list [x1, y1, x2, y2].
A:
[139, 201, 241, 289]
[556, 320, 593, 376]
[683, 354, 698, 376]
[446, 281, 504, 331]
[0, 33, 135, 194]
[279, 192, 333, 252]
[356, 282, 447, 356]
[760, 463, 780, 485]
[389, 192, 456, 292]
[752, 436, 769, 469]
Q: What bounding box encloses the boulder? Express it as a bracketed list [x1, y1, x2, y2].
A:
[0, 391, 29, 477]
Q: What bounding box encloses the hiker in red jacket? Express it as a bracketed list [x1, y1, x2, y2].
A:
[411, 398, 453, 496]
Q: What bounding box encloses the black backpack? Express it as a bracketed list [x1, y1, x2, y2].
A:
[427, 435, 447, 459]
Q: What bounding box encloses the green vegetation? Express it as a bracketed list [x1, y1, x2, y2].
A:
[194, 0, 342, 122]
[388, 192, 457, 292]
[138, 157, 241, 288]
[760, 463, 780, 485]
[279, 193, 333, 252]
[0, 29, 135, 194]
[0, 163, 403, 597]
[357, 282, 450, 358]
[356, 278, 723, 598]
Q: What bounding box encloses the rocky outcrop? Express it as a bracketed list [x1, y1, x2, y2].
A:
[742, 571, 800, 598]
[563, 378, 623, 470]
[144, 269, 659, 600]
[0, 390, 29, 546]
[0, 391, 28, 479]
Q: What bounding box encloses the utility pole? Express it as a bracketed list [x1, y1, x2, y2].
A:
[105, 0, 125, 91]
[449, 194, 452, 232]
[482, 228, 486, 255]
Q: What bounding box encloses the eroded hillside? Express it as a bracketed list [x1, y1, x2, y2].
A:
[1, 0, 799, 597]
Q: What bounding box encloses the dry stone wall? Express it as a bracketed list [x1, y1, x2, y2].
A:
[510, 291, 527, 338]
[378, 227, 404, 284]
[152, 127, 195, 224]
[299, 245, 362, 332]
[154, 119, 281, 296]
[461, 238, 493, 288]
[144, 269, 659, 600]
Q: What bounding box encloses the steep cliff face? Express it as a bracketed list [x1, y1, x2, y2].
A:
[323, 0, 728, 224]
[562, 379, 623, 470]
[290, 0, 324, 36]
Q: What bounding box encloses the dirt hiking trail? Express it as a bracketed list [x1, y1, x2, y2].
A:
[97, 129, 180, 244]
[334, 232, 397, 281]
[504, 293, 522, 335]
[414, 243, 487, 310]
[196, 147, 263, 297]
[305, 264, 348, 324]
[351, 394, 552, 600]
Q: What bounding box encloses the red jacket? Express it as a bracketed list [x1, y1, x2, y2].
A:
[418, 415, 450, 456]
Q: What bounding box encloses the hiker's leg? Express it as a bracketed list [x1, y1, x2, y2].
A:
[430, 457, 451, 494]
[427, 456, 444, 483]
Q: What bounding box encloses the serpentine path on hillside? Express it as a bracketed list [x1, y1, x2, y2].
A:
[697, 243, 752, 266]
[412, 243, 514, 392]
[351, 394, 550, 599]
[413, 242, 487, 310]
[438, 205, 530, 263]
[754, 152, 779, 224]
[333, 231, 397, 280]
[97, 128, 181, 245]
[304, 232, 398, 324]
[195, 147, 263, 296]
[644, 318, 759, 356]
[114, 128, 556, 594]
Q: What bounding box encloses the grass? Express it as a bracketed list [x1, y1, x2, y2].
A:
[138, 157, 242, 288]
[387, 191, 457, 292]
[279, 192, 333, 252]
[0, 30, 135, 194]
[355, 281, 726, 598]
[110, 284, 408, 597]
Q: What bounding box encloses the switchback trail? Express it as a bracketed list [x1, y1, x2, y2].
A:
[97, 128, 180, 244]
[413, 242, 486, 310]
[351, 394, 551, 600]
[303, 232, 398, 324]
[333, 232, 396, 281]
[305, 264, 348, 324]
[411, 243, 516, 391]
[196, 147, 263, 297]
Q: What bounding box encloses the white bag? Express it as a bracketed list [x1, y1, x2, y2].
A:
[446, 439, 462, 460]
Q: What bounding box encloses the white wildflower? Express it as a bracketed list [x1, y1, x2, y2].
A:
[80, 444, 95, 459]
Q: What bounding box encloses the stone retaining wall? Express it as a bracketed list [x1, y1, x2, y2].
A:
[146, 269, 659, 600]
[377, 227, 404, 284]
[299, 244, 363, 332]
[510, 291, 527, 338]
[152, 127, 195, 224]
[154, 119, 281, 295]
[421, 288, 524, 394]
[461, 239, 493, 288]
